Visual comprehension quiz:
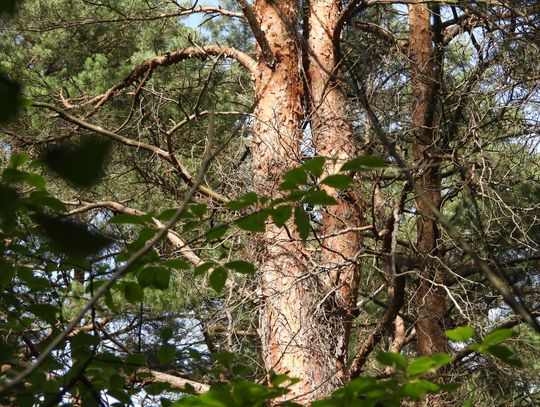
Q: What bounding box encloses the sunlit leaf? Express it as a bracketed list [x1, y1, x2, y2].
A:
[445, 326, 474, 342]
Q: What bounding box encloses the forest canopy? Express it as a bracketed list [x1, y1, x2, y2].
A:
[0, 1, 539, 406]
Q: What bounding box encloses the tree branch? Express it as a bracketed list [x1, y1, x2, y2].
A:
[32, 102, 229, 203]
[61, 46, 256, 110]
[237, 0, 276, 68]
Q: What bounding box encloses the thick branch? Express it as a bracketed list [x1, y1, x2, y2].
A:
[237, 0, 276, 68]
[141, 369, 210, 394]
[63, 46, 256, 110]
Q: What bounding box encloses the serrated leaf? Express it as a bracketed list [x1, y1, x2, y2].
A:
[209, 267, 227, 293]
[294, 206, 310, 240]
[225, 260, 255, 274]
[445, 326, 474, 342]
[236, 210, 268, 232]
[225, 192, 258, 210]
[340, 155, 387, 172]
[302, 156, 326, 178]
[303, 190, 337, 206]
[482, 329, 515, 345]
[320, 174, 353, 189]
[271, 206, 292, 227]
[156, 344, 176, 364]
[376, 352, 407, 371]
[282, 167, 308, 185]
[124, 282, 143, 303]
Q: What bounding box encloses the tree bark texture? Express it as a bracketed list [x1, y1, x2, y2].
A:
[307, 0, 363, 386]
[408, 4, 448, 357]
[252, 0, 364, 400]
[251, 0, 315, 402]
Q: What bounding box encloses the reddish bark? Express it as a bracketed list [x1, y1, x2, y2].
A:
[307, 0, 364, 386]
[408, 4, 448, 357]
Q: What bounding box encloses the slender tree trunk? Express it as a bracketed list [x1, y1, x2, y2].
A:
[408, 4, 448, 357]
[306, 0, 363, 387]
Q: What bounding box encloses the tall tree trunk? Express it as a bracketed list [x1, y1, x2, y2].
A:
[306, 0, 363, 387]
[251, 0, 317, 402]
[408, 4, 448, 357]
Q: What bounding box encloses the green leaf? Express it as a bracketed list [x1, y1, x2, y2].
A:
[303, 190, 337, 206]
[482, 329, 515, 345]
[486, 344, 523, 367]
[109, 213, 150, 225]
[126, 353, 146, 367]
[236, 210, 269, 232]
[403, 379, 439, 400]
[320, 174, 353, 189]
[156, 344, 176, 364]
[271, 206, 292, 227]
[9, 152, 29, 168]
[302, 156, 326, 178]
[0, 73, 22, 123]
[445, 326, 474, 342]
[376, 352, 407, 371]
[70, 332, 99, 349]
[340, 155, 387, 172]
[225, 260, 255, 275]
[41, 138, 112, 187]
[194, 261, 215, 276]
[124, 282, 143, 303]
[33, 213, 113, 258]
[406, 357, 436, 376]
[160, 328, 174, 341]
[28, 304, 58, 324]
[226, 192, 259, 210]
[153, 267, 171, 289]
[209, 267, 228, 293]
[137, 267, 155, 288]
[294, 206, 310, 240]
[190, 203, 207, 218]
[26, 191, 66, 212]
[3, 168, 45, 190]
[282, 167, 308, 185]
[157, 208, 178, 221]
[205, 225, 229, 241]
